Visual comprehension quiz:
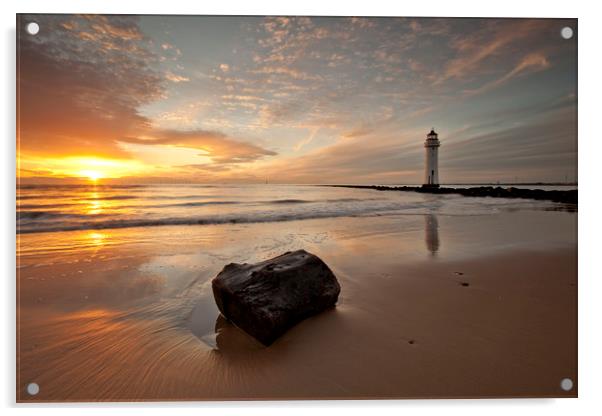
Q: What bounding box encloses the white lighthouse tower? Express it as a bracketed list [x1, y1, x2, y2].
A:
[423, 128, 441, 188]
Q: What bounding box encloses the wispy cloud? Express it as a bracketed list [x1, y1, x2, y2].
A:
[165, 71, 190, 83]
[437, 20, 545, 84]
[464, 53, 550, 96]
[294, 128, 320, 151]
[119, 129, 276, 164]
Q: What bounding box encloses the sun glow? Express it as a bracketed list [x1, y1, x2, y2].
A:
[18, 155, 147, 182]
[79, 170, 104, 182]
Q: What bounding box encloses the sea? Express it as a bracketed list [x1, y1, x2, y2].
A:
[16, 184, 576, 235]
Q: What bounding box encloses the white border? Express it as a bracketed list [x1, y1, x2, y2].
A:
[3, 1, 601, 415]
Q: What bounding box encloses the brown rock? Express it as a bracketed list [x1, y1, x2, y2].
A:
[211, 250, 341, 345]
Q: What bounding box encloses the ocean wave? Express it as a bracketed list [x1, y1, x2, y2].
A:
[16, 203, 411, 234]
[268, 199, 310, 204]
[17, 203, 77, 209]
[17, 196, 382, 210]
[17, 211, 107, 221]
[81, 195, 137, 201]
[17, 184, 149, 190]
[18, 193, 138, 201]
[166, 201, 240, 207]
[267, 198, 378, 204]
[146, 194, 227, 200]
[17, 194, 73, 200]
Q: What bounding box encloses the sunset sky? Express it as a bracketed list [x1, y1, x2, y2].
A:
[17, 15, 577, 184]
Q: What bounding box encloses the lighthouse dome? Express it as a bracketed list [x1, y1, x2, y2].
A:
[427, 128, 438, 139]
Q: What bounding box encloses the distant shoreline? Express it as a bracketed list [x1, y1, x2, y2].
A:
[326, 185, 578, 205]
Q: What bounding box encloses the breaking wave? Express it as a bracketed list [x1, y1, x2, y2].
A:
[17, 202, 416, 234]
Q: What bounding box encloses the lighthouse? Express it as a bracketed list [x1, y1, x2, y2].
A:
[423, 128, 441, 187]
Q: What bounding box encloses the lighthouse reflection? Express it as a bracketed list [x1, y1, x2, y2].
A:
[424, 214, 440, 256]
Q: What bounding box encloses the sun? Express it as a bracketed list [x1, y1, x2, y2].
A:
[79, 170, 105, 182]
[18, 155, 147, 182]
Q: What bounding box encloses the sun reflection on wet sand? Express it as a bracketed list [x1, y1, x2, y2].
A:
[87, 231, 107, 247]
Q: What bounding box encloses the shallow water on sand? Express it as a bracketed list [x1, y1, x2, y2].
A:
[17, 186, 577, 401]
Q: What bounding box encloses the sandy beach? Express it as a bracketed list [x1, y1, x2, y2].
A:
[16, 189, 577, 401]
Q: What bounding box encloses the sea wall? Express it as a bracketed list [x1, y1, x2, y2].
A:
[327, 185, 577, 205]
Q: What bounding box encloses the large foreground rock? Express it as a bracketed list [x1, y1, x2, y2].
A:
[211, 249, 341, 345]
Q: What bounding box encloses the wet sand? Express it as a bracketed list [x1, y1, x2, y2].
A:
[17, 210, 577, 401]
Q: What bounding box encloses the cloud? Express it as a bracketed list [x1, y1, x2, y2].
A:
[254, 130, 424, 184]
[465, 53, 550, 96]
[349, 17, 376, 29]
[178, 163, 233, 173]
[165, 71, 190, 83]
[18, 14, 163, 158]
[159, 42, 182, 60]
[437, 20, 552, 85]
[441, 107, 576, 182]
[152, 101, 208, 128]
[293, 128, 320, 151]
[118, 129, 277, 164]
[251, 66, 322, 81]
[342, 126, 373, 138]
